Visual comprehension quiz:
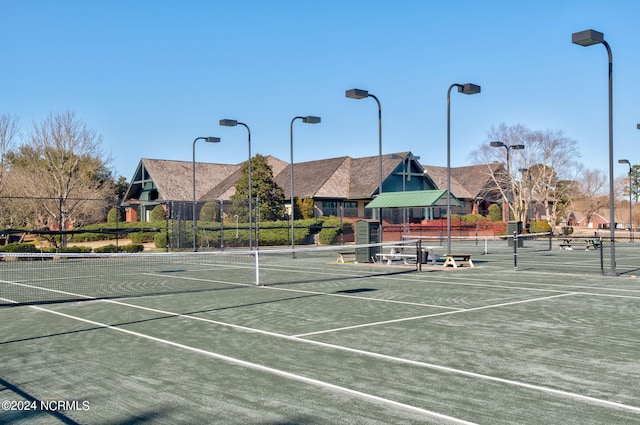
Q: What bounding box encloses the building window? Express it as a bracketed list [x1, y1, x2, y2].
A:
[322, 201, 338, 217]
[344, 201, 358, 217]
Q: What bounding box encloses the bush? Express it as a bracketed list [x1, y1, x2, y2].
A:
[488, 204, 502, 222]
[94, 243, 144, 253]
[58, 246, 93, 253]
[199, 202, 220, 222]
[107, 207, 124, 223]
[150, 205, 166, 221]
[155, 232, 168, 249]
[529, 221, 552, 234]
[119, 244, 144, 253]
[317, 218, 347, 245]
[0, 243, 38, 253]
[130, 231, 158, 244]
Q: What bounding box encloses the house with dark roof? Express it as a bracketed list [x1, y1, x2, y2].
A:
[122, 152, 503, 224]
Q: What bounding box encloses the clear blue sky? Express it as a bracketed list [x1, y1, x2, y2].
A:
[3, 0, 639, 181]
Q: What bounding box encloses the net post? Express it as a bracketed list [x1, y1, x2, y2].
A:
[417, 239, 422, 272]
[599, 236, 604, 275]
[254, 251, 260, 285]
[513, 231, 518, 271]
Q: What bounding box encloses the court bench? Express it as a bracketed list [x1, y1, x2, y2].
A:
[559, 239, 601, 251]
[443, 254, 474, 268]
[375, 246, 417, 265]
[336, 250, 355, 263]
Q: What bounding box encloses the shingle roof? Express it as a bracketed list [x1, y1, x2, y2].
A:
[422, 163, 504, 200]
[125, 152, 497, 205]
[138, 158, 240, 201]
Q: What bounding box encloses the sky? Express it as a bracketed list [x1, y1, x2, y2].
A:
[2, 0, 640, 182]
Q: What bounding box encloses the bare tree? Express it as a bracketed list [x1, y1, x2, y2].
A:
[570, 168, 608, 227]
[469, 123, 582, 225]
[7, 111, 113, 245]
[0, 113, 20, 194]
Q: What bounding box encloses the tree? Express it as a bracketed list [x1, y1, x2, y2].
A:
[6, 111, 114, 246]
[0, 114, 20, 227]
[619, 164, 640, 203]
[230, 154, 285, 222]
[570, 168, 608, 227]
[0, 113, 19, 193]
[469, 123, 581, 225]
[296, 198, 314, 219]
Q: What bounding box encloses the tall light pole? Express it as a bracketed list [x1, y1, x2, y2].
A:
[446, 83, 480, 254]
[219, 119, 253, 250]
[192, 137, 221, 251]
[490, 141, 525, 222]
[619, 159, 633, 241]
[572, 29, 616, 275]
[346, 88, 383, 241]
[290, 115, 321, 251]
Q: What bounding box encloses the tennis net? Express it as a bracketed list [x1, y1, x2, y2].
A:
[0, 240, 420, 307]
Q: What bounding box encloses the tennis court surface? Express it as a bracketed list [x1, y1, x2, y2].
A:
[2, 243, 640, 424]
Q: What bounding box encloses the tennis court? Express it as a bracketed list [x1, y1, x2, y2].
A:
[2, 241, 640, 424]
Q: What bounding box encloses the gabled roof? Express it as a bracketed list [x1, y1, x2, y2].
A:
[365, 190, 463, 208]
[274, 156, 351, 199]
[124, 158, 240, 202]
[275, 153, 410, 200]
[201, 155, 288, 201]
[421, 163, 504, 200]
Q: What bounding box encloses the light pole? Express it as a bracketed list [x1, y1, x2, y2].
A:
[572, 28, 616, 275]
[219, 119, 253, 250]
[346, 88, 383, 241]
[192, 137, 221, 251]
[490, 141, 525, 222]
[619, 159, 633, 241]
[290, 115, 321, 251]
[446, 83, 481, 254]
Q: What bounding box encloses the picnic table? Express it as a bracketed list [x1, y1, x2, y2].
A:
[559, 239, 601, 251]
[375, 245, 442, 266]
[443, 254, 474, 268]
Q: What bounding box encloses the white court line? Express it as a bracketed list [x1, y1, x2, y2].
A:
[5, 298, 477, 425]
[4, 281, 640, 415]
[293, 292, 577, 337]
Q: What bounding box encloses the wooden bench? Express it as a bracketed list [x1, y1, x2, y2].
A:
[443, 254, 473, 268]
[559, 239, 573, 250]
[585, 239, 601, 250]
[336, 250, 355, 263]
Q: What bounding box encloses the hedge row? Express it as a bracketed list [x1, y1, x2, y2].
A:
[0, 243, 144, 254]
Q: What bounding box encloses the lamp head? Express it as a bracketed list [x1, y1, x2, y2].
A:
[637, 123, 640, 130]
[512, 144, 525, 150]
[219, 119, 238, 127]
[619, 159, 630, 165]
[345, 88, 369, 99]
[302, 116, 321, 124]
[204, 137, 221, 143]
[458, 83, 481, 95]
[490, 141, 505, 148]
[572, 29, 604, 46]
